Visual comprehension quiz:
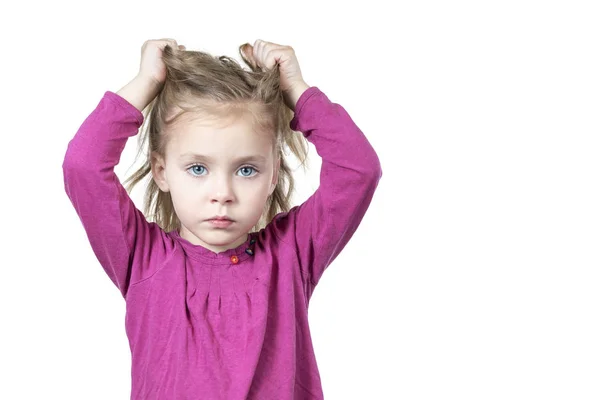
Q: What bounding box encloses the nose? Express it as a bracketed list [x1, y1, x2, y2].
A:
[211, 175, 235, 204]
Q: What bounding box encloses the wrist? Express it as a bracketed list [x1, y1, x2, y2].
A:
[287, 81, 310, 112]
[117, 75, 162, 112]
[135, 73, 163, 89]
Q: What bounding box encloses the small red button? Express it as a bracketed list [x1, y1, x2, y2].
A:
[230, 255, 239, 264]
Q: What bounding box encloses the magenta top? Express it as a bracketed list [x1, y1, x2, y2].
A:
[63, 85, 382, 399]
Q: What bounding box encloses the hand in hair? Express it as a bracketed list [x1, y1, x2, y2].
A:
[241, 39, 310, 111]
[137, 38, 186, 86]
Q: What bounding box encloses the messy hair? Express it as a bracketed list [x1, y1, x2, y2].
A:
[122, 43, 310, 234]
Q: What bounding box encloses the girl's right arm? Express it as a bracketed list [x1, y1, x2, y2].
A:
[63, 39, 183, 299]
[62, 75, 170, 300]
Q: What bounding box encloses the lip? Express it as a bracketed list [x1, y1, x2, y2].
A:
[207, 216, 233, 221]
[208, 219, 234, 228]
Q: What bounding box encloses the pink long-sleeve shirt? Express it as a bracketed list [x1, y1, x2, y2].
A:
[62, 85, 382, 399]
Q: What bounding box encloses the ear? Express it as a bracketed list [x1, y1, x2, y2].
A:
[151, 151, 170, 192]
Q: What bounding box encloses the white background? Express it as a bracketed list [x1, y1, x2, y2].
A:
[1, 0, 599, 399]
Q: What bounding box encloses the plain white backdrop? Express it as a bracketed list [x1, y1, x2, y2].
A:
[2, 0, 599, 399]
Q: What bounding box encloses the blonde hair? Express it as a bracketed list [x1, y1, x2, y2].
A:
[123, 43, 310, 234]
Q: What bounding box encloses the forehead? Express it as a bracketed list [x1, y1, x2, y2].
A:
[168, 115, 273, 162]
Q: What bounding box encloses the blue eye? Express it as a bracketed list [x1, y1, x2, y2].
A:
[189, 165, 206, 176]
[239, 166, 256, 177]
[187, 164, 259, 178]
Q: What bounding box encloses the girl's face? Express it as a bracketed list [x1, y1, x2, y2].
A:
[151, 114, 278, 254]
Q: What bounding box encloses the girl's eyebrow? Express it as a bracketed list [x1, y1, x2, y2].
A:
[179, 152, 267, 163]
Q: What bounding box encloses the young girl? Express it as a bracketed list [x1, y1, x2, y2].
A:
[62, 38, 382, 400]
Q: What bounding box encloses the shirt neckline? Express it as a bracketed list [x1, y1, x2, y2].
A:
[168, 229, 257, 265]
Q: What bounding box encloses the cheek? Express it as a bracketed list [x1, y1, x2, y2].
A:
[166, 174, 197, 204]
[166, 168, 194, 189]
[248, 178, 272, 196]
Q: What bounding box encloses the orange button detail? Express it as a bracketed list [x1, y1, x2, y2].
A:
[230, 255, 239, 264]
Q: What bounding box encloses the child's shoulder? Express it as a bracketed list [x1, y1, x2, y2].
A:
[262, 206, 302, 249]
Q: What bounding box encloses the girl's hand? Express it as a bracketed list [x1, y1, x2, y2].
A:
[137, 38, 186, 86]
[242, 39, 310, 111]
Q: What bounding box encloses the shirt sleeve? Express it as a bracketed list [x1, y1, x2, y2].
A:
[62, 91, 171, 299]
[269, 86, 383, 287]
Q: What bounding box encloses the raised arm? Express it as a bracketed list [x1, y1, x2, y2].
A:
[269, 86, 383, 288]
[62, 75, 170, 299]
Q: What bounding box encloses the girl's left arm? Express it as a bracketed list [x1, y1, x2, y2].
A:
[270, 86, 383, 287]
